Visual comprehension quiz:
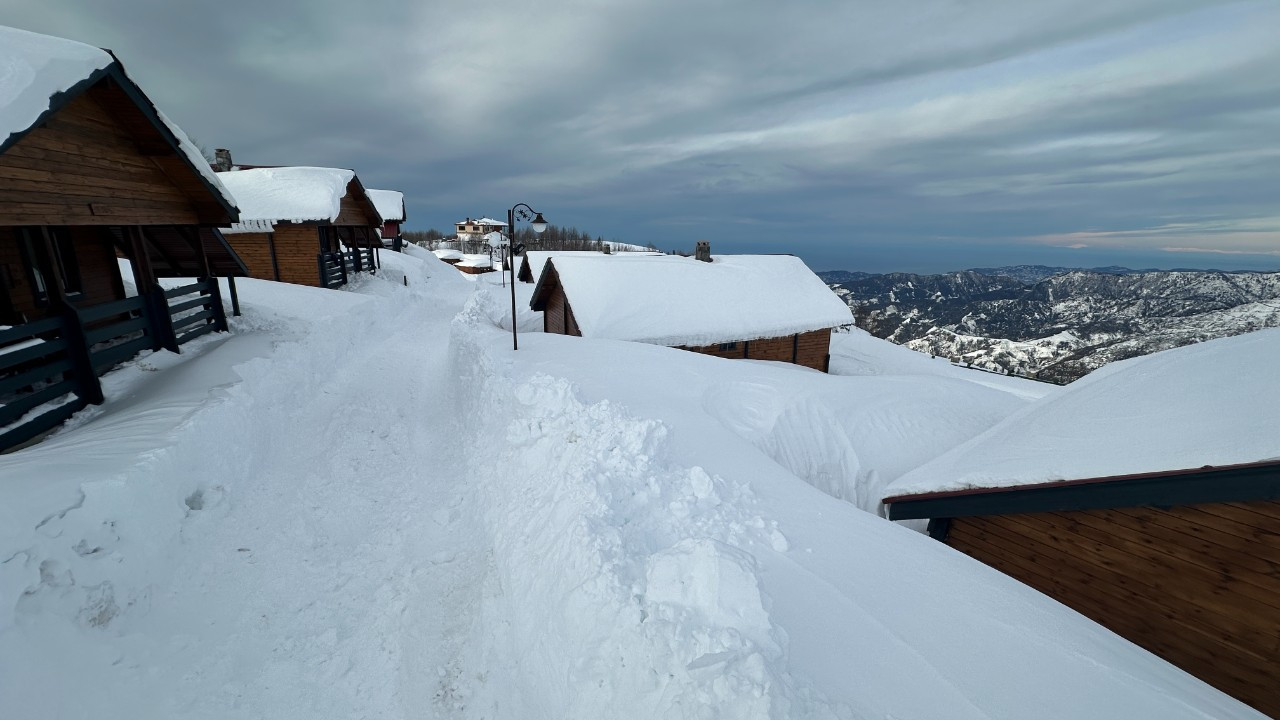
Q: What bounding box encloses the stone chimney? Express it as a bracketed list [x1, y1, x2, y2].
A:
[214, 148, 232, 172]
[694, 241, 711, 262]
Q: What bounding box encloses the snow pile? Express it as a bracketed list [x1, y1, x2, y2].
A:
[830, 327, 1054, 400]
[367, 188, 405, 223]
[433, 248, 464, 261]
[889, 328, 1280, 496]
[545, 254, 853, 346]
[449, 296, 1262, 719]
[216, 167, 355, 230]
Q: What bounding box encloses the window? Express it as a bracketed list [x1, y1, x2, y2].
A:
[17, 226, 81, 306]
[718, 342, 738, 351]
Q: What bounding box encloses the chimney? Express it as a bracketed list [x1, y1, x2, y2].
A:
[694, 241, 711, 262]
[214, 148, 232, 172]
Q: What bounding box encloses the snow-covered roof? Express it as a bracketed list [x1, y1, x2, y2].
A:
[433, 249, 464, 261]
[367, 189, 405, 223]
[457, 254, 492, 268]
[0, 25, 236, 212]
[887, 328, 1280, 498]
[519, 250, 661, 281]
[216, 167, 356, 229]
[0, 25, 111, 148]
[457, 217, 507, 227]
[539, 254, 853, 346]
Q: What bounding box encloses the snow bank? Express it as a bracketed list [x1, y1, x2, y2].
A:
[216, 167, 355, 228]
[367, 188, 404, 223]
[448, 297, 1262, 720]
[830, 327, 1055, 401]
[888, 328, 1280, 496]
[546, 254, 853, 346]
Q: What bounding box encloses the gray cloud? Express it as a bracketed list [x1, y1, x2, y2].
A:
[3, 0, 1278, 272]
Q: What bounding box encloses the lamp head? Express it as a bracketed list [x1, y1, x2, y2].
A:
[531, 213, 548, 234]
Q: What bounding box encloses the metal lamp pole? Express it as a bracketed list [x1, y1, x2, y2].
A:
[506, 203, 548, 350]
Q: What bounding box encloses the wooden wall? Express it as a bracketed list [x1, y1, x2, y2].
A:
[269, 225, 322, 287]
[679, 328, 832, 371]
[222, 232, 277, 282]
[224, 225, 322, 287]
[333, 184, 377, 228]
[945, 501, 1280, 717]
[0, 93, 200, 227]
[794, 328, 832, 371]
[541, 286, 581, 336]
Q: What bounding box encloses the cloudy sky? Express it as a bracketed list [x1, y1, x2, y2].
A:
[7, 0, 1280, 272]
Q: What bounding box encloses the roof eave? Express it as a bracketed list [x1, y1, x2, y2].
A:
[885, 458, 1280, 521]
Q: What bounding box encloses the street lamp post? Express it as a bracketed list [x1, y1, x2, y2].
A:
[506, 203, 548, 350]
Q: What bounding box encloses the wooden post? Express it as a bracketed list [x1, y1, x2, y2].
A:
[226, 276, 241, 317]
[317, 253, 328, 287]
[147, 283, 180, 353]
[58, 301, 104, 405]
[206, 277, 229, 332]
[338, 253, 348, 286]
[268, 232, 281, 281]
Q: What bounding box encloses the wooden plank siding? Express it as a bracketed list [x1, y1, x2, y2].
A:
[221, 232, 278, 283]
[945, 501, 1280, 717]
[225, 225, 324, 287]
[679, 328, 832, 372]
[0, 92, 201, 227]
[333, 184, 378, 229]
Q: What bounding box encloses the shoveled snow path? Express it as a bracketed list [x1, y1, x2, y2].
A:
[181, 293, 500, 720]
[146, 308, 483, 718]
[0, 272, 493, 719]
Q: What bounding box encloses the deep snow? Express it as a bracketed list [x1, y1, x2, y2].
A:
[0, 250, 1266, 719]
[888, 328, 1280, 497]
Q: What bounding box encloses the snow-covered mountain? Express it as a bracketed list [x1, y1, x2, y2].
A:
[822, 267, 1280, 382]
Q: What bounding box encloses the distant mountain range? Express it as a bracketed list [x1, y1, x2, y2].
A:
[819, 265, 1280, 383]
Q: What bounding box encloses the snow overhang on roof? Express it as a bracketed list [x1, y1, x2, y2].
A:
[884, 327, 1280, 501]
[0, 25, 239, 222]
[367, 189, 405, 223]
[534, 254, 853, 347]
[216, 167, 357, 227]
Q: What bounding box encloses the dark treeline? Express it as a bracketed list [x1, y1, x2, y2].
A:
[403, 225, 656, 253]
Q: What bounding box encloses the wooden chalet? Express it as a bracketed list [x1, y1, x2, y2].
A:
[1, 25, 245, 451]
[215, 165, 383, 289]
[367, 189, 406, 250]
[528, 246, 852, 371]
[880, 328, 1280, 717]
[884, 461, 1280, 718]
